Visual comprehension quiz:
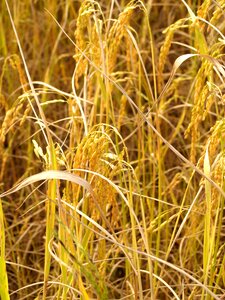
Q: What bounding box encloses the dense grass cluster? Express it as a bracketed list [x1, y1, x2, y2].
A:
[1, 0, 225, 299]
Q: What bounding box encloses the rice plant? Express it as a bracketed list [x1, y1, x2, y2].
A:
[1, 0, 225, 299]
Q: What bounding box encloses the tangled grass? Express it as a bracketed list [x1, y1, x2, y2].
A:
[1, 0, 225, 299]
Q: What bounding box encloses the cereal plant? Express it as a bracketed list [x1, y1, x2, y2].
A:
[1, 0, 225, 299]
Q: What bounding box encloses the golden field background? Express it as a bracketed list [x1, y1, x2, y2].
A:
[0, 0, 225, 299]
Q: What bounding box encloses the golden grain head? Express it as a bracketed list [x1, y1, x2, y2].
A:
[158, 19, 186, 92]
[74, 0, 102, 87]
[107, 2, 138, 73]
